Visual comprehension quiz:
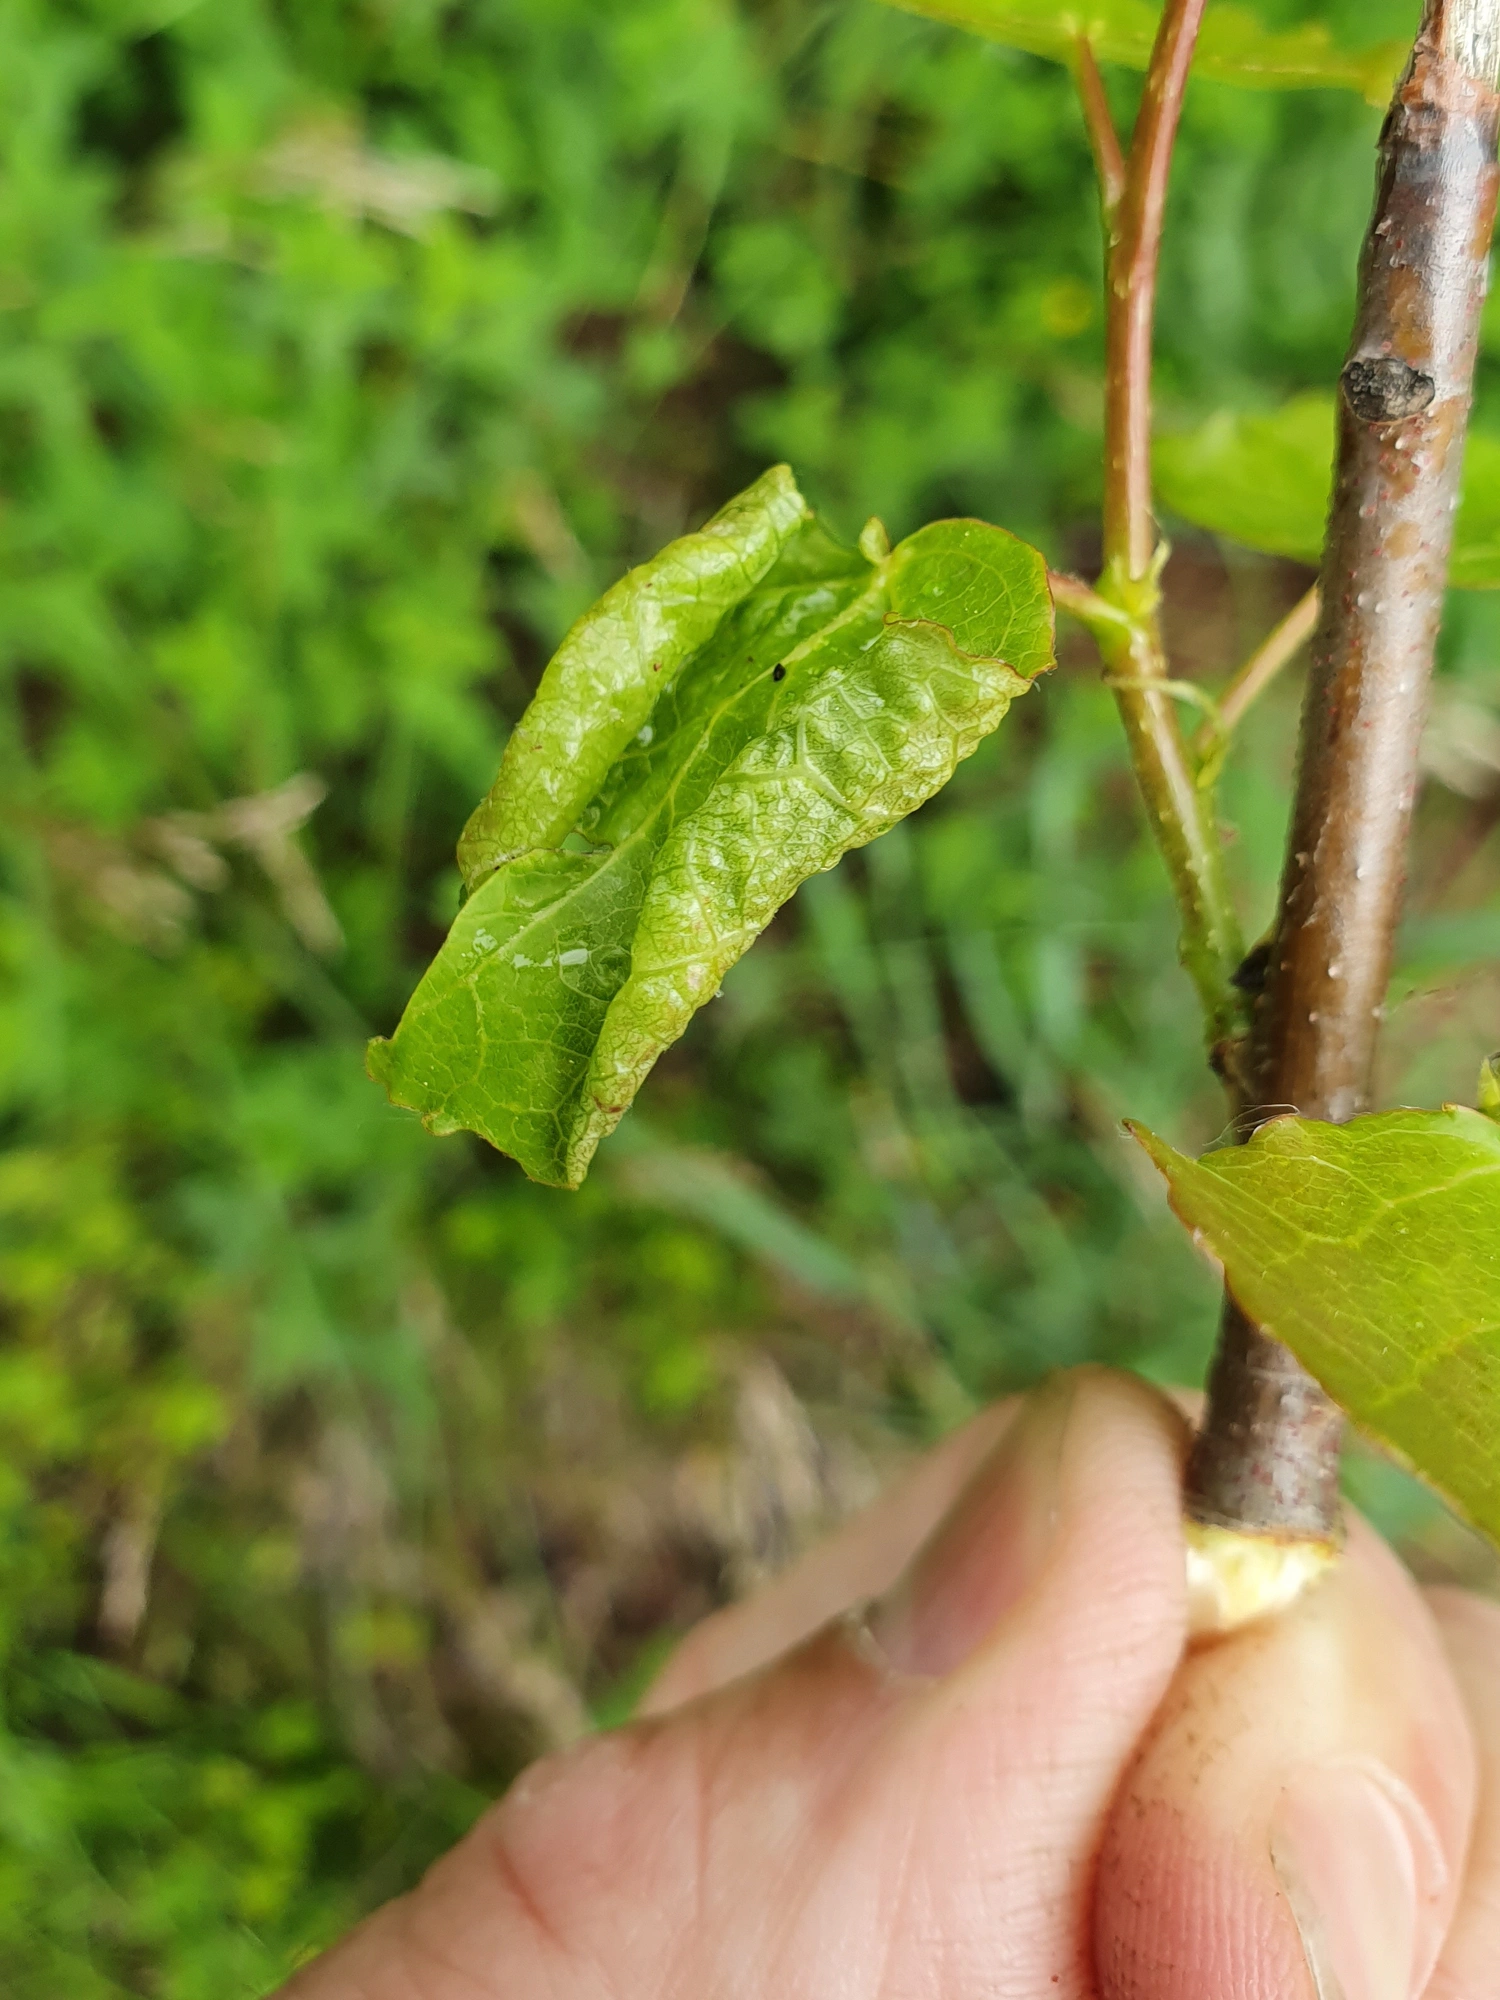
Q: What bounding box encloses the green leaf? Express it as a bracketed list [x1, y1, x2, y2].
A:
[369, 477, 1054, 1187]
[1155, 396, 1500, 588]
[1450, 438, 1500, 590]
[458, 463, 811, 885]
[1154, 395, 1331, 566]
[1133, 1108, 1500, 1545]
[879, 0, 1403, 102]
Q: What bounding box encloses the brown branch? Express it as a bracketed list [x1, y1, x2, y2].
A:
[1073, 37, 1126, 220]
[1192, 584, 1319, 758]
[1187, 0, 1500, 1542]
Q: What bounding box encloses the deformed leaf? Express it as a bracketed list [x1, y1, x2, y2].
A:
[458, 463, 810, 885]
[879, 0, 1403, 103]
[1134, 1108, 1500, 1545]
[1155, 395, 1500, 588]
[369, 476, 1054, 1188]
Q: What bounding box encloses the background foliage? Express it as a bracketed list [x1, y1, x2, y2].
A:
[2, 0, 1498, 1990]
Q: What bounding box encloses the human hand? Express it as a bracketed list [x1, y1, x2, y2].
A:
[277, 1368, 1500, 1998]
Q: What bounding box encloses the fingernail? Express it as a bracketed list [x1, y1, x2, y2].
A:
[866, 1374, 1076, 1678]
[1270, 1756, 1449, 2000]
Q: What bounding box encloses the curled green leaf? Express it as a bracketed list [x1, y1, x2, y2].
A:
[1133, 1108, 1500, 1547]
[879, 0, 1402, 103]
[458, 463, 810, 886]
[1155, 396, 1500, 588]
[369, 478, 1054, 1187]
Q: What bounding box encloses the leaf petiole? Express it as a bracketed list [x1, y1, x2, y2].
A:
[1045, 568, 1135, 639]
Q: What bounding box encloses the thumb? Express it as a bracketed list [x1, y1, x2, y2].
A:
[1094, 1512, 1477, 2000]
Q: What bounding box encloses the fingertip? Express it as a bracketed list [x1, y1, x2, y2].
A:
[870, 1367, 1191, 1684]
[1012, 1366, 1192, 1664]
[643, 1371, 1195, 1718]
[1095, 1511, 1476, 2000]
[640, 1397, 1018, 1714]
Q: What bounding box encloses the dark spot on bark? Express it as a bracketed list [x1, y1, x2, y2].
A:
[1231, 939, 1273, 994]
[1341, 355, 1435, 423]
[771, 663, 786, 681]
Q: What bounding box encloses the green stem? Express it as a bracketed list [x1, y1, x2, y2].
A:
[1094, 584, 1245, 1055]
[1192, 584, 1319, 755]
[1072, 1, 1247, 1063]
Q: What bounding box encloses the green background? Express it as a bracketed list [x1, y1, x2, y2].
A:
[2, 0, 1497, 1989]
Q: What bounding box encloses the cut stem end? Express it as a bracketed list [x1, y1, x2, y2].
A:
[1185, 1518, 1343, 1637]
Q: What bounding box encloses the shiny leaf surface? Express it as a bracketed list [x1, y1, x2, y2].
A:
[370, 480, 1055, 1187]
[1134, 1106, 1500, 1544]
[458, 463, 810, 885]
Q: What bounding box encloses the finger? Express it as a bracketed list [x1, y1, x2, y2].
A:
[1423, 1588, 1500, 1999]
[831, 1366, 1192, 1995]
[272, 1398, 1026, 1996]
[646, 1386, 1209, 1716]
[642, 1395, 1018, 1713]
[282, 1370, 1191, 2000]
[440, 1369, 1189, 2000]
[1095, 1512, 1477, 2000]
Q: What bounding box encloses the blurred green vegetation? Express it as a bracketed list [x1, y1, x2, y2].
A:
[1, 0, 1497, 1990]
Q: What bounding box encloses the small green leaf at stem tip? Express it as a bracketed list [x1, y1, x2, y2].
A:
[878, 0, 1402, 104]
[858, 517, 892, 562]
[1480, 1054, 1500, 1119]
[1131, 1105, 1500, 1549]
[1155, 396, 1500, 589]
[368, 471, 1055, 1188]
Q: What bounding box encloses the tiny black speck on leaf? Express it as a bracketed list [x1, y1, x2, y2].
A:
[771, 663, 786, 682]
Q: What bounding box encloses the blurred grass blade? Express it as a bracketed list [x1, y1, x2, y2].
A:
[610, 1139, 865, 1299]
[1155, 395, 1500, 587]
[879, 0, 1404, 102]
[1134, 1107, 1500, 1545]
[1392, 910, 1500, 999]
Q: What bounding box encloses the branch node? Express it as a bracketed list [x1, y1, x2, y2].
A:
[1073, 36, 1127, 219]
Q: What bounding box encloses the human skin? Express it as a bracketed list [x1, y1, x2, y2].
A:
[277, 1368, 1500, 1999]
